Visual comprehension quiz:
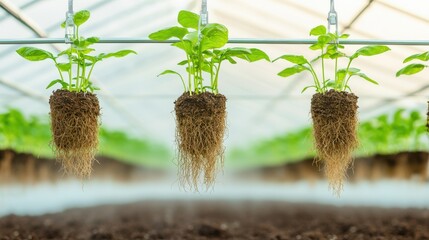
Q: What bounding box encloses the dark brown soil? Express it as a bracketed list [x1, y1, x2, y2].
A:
[174, 92, 227, 190]
[311, 90, 359, 194]
[49, 90, 101, 179]
[0, 201, 427, 240]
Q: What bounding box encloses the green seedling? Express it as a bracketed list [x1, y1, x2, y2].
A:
[396, 51, 429, 77]
[149, 10, 270, 94]
[16, 10, 136, 93]
[274, 25, 390, 93]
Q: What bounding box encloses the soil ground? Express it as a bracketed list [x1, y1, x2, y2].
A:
[0, 201, 428, 240]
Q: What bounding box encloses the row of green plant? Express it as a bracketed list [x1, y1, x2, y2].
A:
[17, 10, 426, 97]
[12, 8, 429, 189]
[0, 108, 171, 167]
[229, 109, 428, 168]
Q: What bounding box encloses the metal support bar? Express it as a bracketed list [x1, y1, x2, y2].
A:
[0, 38, 429, 45]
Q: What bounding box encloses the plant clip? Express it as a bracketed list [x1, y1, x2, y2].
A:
[327, 0, 339, 37]
[197, 0, 209, 43]
[65, 0, 75, 44]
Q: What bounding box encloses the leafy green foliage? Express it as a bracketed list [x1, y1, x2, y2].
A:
[0, 109, 171, 167]
[149, 10, 270, 94]
[274, 25, 390, 93]
[16, 10, 136, 93]
[229, 109, 428, 168]
[396, 51, 429, 77]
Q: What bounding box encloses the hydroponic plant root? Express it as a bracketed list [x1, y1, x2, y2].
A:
[175, 92, 227, 190]
[49, 89, 100, 178]
[311, 89, 358, 194]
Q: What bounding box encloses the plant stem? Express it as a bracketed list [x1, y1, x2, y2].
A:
[321, 48, 326, 90]
[53, 59, 65, 82]
[213, 62, 222, 94]
[342, 58, 353, 91]
[87, 62, 96, 83]
[186, 54, 192, 95]
[334, 57, 338, 90]
[81, 59, 86, 92]
[68, 50, 72, 91]
[76, 56, 80, 92]
[308, 64, 322, 93]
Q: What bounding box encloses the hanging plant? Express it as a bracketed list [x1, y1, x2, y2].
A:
[149, 10, 270, 190]
[396, 51, 429, 132]
[16, 10, 136, 178]
[274, 25, 390, 195]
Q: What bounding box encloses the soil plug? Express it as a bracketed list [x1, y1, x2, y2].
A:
[311, 90, 358, 192]
[49, 90, 100, 178]
[175, 92, 227, 188]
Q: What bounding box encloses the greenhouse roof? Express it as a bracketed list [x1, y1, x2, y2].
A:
[0, 0, 428, 147]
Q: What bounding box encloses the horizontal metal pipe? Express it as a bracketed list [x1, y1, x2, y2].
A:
[1, 38, 429, 45]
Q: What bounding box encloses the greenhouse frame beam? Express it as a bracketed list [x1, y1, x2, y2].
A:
[1, 38, 429, 45]
[0, 0, 48, 38]
[0, 77, 46, 102]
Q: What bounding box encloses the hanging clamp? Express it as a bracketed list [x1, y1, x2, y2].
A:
[197, 0, 208, 42]
[327, 0, 338, 35]
[65, 0, 75, 44]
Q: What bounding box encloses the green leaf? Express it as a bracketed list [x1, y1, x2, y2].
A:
[403, 51, 429, 63]
[86, 37, 99, 44]
[172, 40, 193, 54]
[74, 10, 90, 27]
[226, 56, 237, 64]
[352, 72, 378, 85]
[310, 25, 327, 36]
[178, 10, 199, 29]
[336, 69, 347, 83]
[317, 35, 334, 45]
[225, 48, 270, 62]
[348, 67, 360, 73]
[200, 23, 228, 51]
[396, 63, 427, 77]
[339, 34, 350, 39]
[46, 80, 68, 89]
[351, 45, 390, 59]
[224, 47, 252, 57]
[149, 26, 188, 40]
[158, 70, 186, 91]
[56, 63, 71, 72]
[241, 48, 270, 62]
[273, 55, 308, 64]
[101, 50, 137, 59]
[158, 70, 182, 78]
[278, 65, 308, 77]
[309, 43, 323, 50]
[301, 85, 316, 93]
[16, 47, 54, 61]
[177, 60, 188, 66]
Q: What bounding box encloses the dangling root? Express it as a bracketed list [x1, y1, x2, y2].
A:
[311, 89, 358, 196]
[175, 92, 226, 191]
[49, 90, 100, 179]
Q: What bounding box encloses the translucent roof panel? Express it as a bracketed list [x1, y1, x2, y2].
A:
[0, 0, 428, 148]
